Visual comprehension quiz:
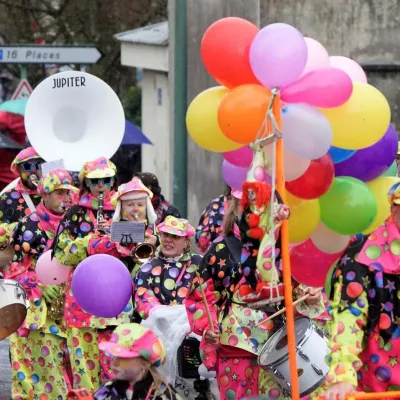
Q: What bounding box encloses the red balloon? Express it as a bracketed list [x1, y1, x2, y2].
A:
[201, 17, 260, 89]
[286, 154, 334, 199]
[290, 239, 342, 287]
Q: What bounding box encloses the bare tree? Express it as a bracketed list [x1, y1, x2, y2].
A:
[0, 0, 168, 90]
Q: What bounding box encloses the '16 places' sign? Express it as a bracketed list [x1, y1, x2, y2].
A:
[0, 46, 103, 64]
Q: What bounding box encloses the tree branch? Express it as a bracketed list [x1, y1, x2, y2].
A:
[0, 0, 48, 14]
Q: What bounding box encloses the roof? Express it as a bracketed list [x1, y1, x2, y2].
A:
[115, 21, 168, 46]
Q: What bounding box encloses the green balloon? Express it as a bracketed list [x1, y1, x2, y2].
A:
[382, 161, 398, 177]
[319, 177, 377, 235]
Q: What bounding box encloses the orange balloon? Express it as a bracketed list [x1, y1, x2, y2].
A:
[218, 84, 275, 144]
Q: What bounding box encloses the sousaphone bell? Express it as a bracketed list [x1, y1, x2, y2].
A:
[22, 70, 126, 320]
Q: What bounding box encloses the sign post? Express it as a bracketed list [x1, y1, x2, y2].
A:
[11, 79, 33, 100]
[0, 45, 103, 64]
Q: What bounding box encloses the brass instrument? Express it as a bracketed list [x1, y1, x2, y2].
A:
[133, 242, 156, 264]
[46, 282, 67, 321]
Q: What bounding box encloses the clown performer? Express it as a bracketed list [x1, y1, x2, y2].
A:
[4, 169, 76, 400]
[54, 157, 133, 386]
[67, 323, 178, 400]
[185, 155, 325, 400]
[195, 184, 233, 254]
[133, 172, 181, 225]
[312, 182, 400, 400]
[134, 216, 200, 321]
[0, 147, 44, 252]
[134, 216, 213, 399]
[88, 176, 158, 278]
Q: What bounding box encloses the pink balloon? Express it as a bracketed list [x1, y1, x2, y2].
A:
[300, 38, 330, 76]
[36, 250, 72, 285]
[290, 239, 342, 287]
[223, 146, 253, 168]
[250, 23, 308, 88]
[281, 67, 353, 108]
[222, 160, 248, 189]
[329, 56, 367, 83]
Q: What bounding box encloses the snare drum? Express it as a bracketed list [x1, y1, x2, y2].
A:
[0, 279, 29, 340]
[258, 317, 329, 398]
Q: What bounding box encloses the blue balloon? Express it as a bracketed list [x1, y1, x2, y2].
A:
[328, 146, 356, 164]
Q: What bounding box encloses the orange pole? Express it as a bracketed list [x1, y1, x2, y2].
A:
[273, 96, 300, 400]
[317, 392, 400, 399]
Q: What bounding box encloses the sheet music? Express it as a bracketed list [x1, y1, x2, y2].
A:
[110, 222, 146, 244]
[41, 160, 65, 175]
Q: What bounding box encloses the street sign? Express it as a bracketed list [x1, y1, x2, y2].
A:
[0, 45, 103, 64]
[11, 79, 33, 100]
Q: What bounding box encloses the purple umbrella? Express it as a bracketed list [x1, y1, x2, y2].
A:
[122, 120, 152, 145]
[334, 124, 398, 182]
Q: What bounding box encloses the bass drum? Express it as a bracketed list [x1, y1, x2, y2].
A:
[0, 279, 29, 340]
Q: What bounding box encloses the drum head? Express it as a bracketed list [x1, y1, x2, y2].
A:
[0, 304, 27, 340]
[259, 317, 311, 365]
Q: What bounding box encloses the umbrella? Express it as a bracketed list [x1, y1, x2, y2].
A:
[0, 99, 28, 116]
[122, 120, 152, 145]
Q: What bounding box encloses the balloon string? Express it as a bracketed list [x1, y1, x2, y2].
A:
[250, 88, 282, 297]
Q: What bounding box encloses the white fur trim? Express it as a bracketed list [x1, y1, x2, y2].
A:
[146, 196, 157, 224]
[112, 201, 122, 222]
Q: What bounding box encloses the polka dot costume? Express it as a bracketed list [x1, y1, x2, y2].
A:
[134, 252, 202, 319]
[312, 220, 400, 397]
[195, 195, 227, 253]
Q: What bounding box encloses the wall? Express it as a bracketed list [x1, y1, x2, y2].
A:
[141, 70, 173, 202]
[185, 0, 400, 226]
[260, 0, 400, 125]
[186, 0, 260, 226]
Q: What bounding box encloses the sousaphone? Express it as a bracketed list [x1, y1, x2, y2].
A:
[25, 71, 125, 171]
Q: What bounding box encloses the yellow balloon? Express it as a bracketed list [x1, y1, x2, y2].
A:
[286, 192, 320, 243]
[319, 83, 391, 150]
[186, 86, 242, 152]
[362, 176, 400, 234]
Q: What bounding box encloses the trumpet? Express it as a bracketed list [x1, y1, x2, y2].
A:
[133, 242, 155, 263]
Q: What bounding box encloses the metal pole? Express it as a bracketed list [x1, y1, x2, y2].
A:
[19, 65, 27, 80]
[172, 0, 188, 217]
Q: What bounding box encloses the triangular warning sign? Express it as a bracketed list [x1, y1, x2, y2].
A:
[11, 79, 33, 100]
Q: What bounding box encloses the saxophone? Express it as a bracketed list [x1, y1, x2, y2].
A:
[47, 282, 67, 321]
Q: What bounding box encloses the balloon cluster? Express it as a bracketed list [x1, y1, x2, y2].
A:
[186, 18, 399, 287]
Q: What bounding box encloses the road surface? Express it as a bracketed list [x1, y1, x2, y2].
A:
[0, 338, 11, 400]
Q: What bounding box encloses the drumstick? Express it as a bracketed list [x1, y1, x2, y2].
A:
[256, 288, 323, 327]
[195, 272, 215, 334]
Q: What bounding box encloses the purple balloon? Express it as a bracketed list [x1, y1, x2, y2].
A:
[222, 160, 248, 190]
[334, 124, 398, 182]
[250, 23, 308, 89]
[72, 254, 132, 318]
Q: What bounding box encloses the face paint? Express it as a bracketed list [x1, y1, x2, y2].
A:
[43, 190, 70, 214]
[121, 199, 147, 221]
[111, 357, 147, 383]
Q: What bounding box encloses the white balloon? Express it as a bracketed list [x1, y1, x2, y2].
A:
[282, 103, 332, 160]
[311, 222, 350, 254]
[263, 144, 310, 182]
[301, 37, 330, 77]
